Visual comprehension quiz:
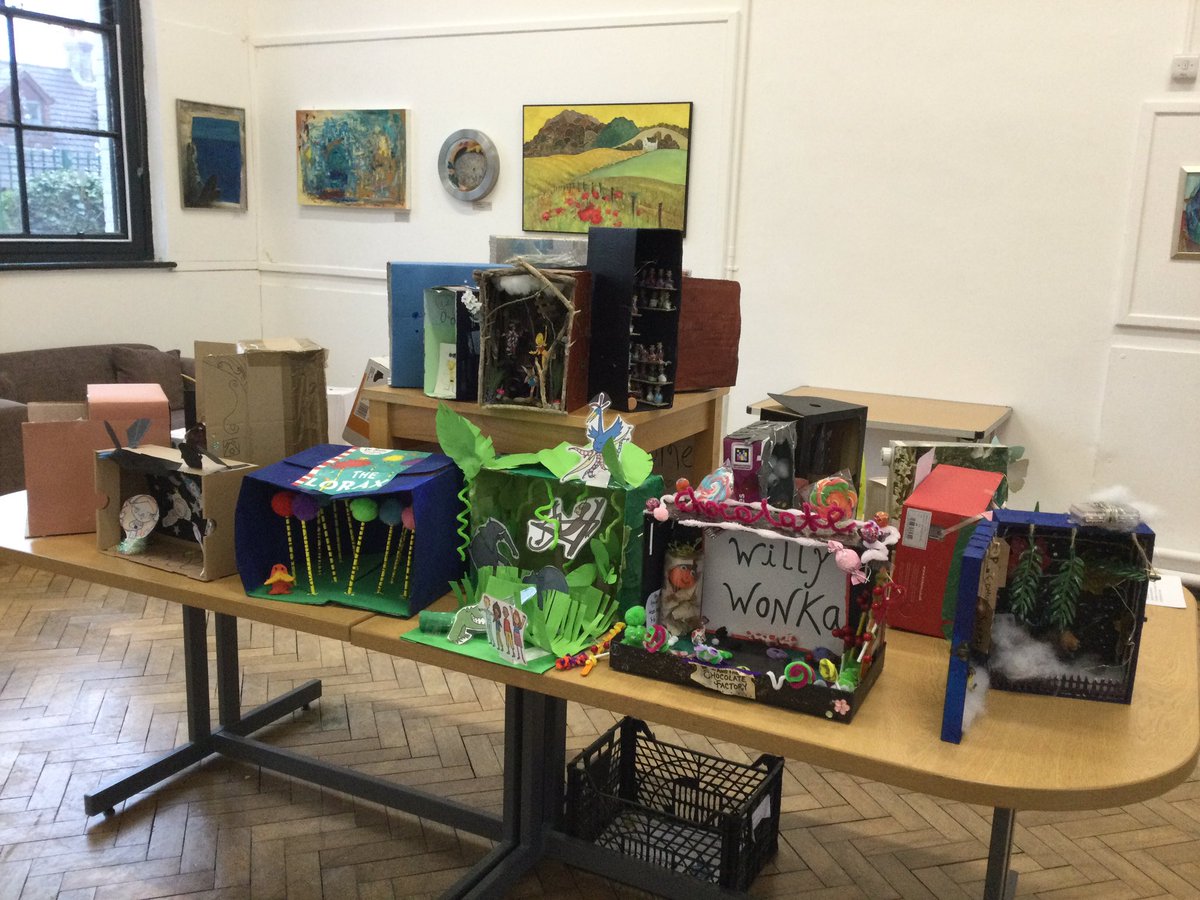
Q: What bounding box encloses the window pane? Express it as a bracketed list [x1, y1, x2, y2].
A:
[0, 27, 10, 126]
[13, 17, 111, 131]
[0, 127, 19, 233]
[25, 134, 118, 235]
[6, 1, 102, 25]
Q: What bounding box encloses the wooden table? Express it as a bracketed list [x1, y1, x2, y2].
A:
[364, 385, 728, 482]
[750, 386, 1012, 442]
[2, 491, 1196, 899]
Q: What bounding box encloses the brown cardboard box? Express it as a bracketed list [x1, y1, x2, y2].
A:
[343, 356, 390, 444]
[95, 444, 256, 581]
[22, 385, 172, 537]
[196, 338, 328, 467]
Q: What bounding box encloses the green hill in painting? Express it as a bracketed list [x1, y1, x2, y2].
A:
[593, 116, 640, 149]
[581, 149, 688, 185]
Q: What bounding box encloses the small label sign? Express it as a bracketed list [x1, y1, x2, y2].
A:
[689, 663, 756, 700]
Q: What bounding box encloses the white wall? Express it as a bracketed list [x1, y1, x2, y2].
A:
[5, 0, 1199, 574]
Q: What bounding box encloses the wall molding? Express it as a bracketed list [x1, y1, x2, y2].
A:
[251, 9, 741, 49]
[1117, 100, 1200, 332]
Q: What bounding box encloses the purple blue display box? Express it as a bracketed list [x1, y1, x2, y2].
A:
[387, 262, 501, 388]
[940, 509, 1155, 744]
[234, 444, 464, 616]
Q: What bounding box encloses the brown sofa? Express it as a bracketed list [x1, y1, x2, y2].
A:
[0, 343, 193, 496]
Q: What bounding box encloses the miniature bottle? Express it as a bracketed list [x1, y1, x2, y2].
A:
[664, 269, 675, 290]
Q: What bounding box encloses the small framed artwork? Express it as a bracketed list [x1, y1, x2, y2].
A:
[296, 109, 409, 208]
[176, 100, 247, 210]
[1172, 165, 1200, 259]
[522, 102, 692, 234]
[439, 129, 500, 202]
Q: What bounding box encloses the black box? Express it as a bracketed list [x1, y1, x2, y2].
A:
[564, 717, 783, 890]
[758, 393, 867, 492]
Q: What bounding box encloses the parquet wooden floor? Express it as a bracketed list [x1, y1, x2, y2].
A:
[2, 560, 1199, 899]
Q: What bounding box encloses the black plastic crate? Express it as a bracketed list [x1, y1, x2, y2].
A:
[563, 717, 783, 890]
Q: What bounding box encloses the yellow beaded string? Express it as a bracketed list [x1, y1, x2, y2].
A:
[402, 530, 415, 599]
[389, 528, 407, 584]
[331, 503, 343, 563]
[318, 509, 339, 584]
[283, 517, 297, 580]
[299, 520, 316, 595]
[346, 518, 366, 595]
[376, 524, 395, 595]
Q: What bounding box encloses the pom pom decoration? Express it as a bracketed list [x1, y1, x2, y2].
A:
[291, 494, 318, 521]
[344, 499, 378, 596]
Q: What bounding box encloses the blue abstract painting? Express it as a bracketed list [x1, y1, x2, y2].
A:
[1176, 167, 1200, 258]
[296, 109, 409, 209]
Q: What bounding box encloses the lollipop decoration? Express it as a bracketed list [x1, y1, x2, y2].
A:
[292, 493, 319, 595]
[117, 494, 160, 554]
[345, 498, 378, 595]
[376, 498, 404, 594]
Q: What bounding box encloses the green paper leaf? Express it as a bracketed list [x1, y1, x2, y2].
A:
[565, 564, 598, 587]
[602, 440, 626, 487]
[436, 404, 495, 480]
[537, 443, 581, 479]
[618, 442, 653, 488]
[486, 452, 542, 471]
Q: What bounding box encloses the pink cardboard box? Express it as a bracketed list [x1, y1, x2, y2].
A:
[22, 384, 171, 537]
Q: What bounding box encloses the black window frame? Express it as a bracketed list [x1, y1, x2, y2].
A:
[0, 0, 154, 266]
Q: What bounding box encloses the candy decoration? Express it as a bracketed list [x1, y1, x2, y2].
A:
[643, 623, 668, 653]
[827, 540, 867, 585]
[292, 494, 319, 595]
[271, 491, 298, 579]
[809, 476, 858, 518]
[784, 659, 814, 688]
[345, 498, 378, 596]
[376, 498, 404, 594]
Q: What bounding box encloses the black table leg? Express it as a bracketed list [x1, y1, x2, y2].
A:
[984, 807, 1018, 900]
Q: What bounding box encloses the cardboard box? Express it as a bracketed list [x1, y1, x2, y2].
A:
[22, 385, 172, 537]
[234, 444, 464, 617]
[343, 357, 390, 444]
[423, 286, 480, 401]
[196, 338, 328, 467]
[386, 262, 500, 388]
[890, 465, 1005, 638]
[95, 444, 256, 581]
[758, 394, 868, 493]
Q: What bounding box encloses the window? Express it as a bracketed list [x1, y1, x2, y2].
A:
[0, 0, 154, 265]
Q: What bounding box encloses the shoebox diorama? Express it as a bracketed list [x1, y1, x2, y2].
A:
[422, 286, 481, 402]
[610, 460, 901, 723]
[475, 265, 593, 413]
[889, 464, 1006, 638]
[234, 444, 464, 616]
[195, 338, 328, 468]
[939, 505, 1156, 742]
[882, 439, 1026, 522]
[403, 395, 662, 672]
[756, 393, 867, 497]
[95, 436, 255, 581]
[23, 384, 171, 537]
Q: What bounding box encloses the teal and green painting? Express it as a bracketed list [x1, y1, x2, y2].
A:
[522, 102, 692, 234]
[1176, 167, 1200, 257]
[296, 109, 408, 208]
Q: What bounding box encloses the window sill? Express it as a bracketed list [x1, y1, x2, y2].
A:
[0, 260, 178, 272]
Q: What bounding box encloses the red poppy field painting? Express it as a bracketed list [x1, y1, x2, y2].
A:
[522, 102, 692, 234]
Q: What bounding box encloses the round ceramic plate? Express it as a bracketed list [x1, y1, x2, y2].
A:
[438, 129, 499, 202]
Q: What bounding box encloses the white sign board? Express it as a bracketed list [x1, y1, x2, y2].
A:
[700, 530, 848, 650]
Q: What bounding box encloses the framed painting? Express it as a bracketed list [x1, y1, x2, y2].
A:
[1172, 165, 1200, 259]
[176, 100, 247, 210]
[522, 102, 692, 234]
[296, 109, 409, 208]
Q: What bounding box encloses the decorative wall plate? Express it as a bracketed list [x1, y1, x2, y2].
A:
[439, 129, 499, 202]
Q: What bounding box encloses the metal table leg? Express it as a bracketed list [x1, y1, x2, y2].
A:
[984, 807, 1018, 900]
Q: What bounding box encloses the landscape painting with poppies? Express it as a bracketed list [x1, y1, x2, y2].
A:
[522, 102, 692, 234]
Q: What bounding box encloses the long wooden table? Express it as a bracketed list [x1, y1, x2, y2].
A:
[2, 491, 1196, 900]
[364, 385, 728, 483]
